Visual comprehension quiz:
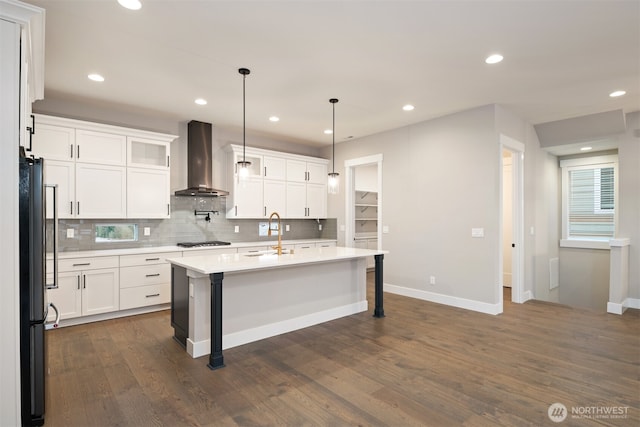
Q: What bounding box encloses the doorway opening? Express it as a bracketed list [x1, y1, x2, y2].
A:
[499, 135, 525, 308]
[345, 154, 383, 252]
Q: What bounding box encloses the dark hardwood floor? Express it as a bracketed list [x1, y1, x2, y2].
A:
[45, 274, 639, 426]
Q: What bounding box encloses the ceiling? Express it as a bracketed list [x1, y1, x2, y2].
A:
[27, 0, 640, 147]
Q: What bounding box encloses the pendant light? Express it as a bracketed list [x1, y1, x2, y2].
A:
[328, 98, 339, 194]
[237, 68, 251, 180]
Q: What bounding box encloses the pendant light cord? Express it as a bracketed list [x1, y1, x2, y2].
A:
[238, 68, 251, 168]
[332, 102, 335, 173]
[329, 98, 339, 174]
[242, 71, 246, 164]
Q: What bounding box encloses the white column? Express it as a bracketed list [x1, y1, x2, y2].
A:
[607, 238, 630, 315]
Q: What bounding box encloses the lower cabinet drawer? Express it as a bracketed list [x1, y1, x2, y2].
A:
[120, 283, 170, 310]
[120, 264, 170, 289]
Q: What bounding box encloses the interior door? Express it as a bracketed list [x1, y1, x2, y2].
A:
[503, 151, 513, 287]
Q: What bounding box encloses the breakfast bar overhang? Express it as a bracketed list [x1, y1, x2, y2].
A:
[167, 247, 387, 370]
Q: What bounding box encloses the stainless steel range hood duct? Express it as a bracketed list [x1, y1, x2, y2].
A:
[175, 120, 229, 197]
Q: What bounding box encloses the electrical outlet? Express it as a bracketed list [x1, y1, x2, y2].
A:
[319, 224, 323, 231]
[285, 224, 290, 232]
[66, 229, 74, 238]
[429, 276, 436, 285]
[143, 227, 151, 236]
[234, 225, 240, 233]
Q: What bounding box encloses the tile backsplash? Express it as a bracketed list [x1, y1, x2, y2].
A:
[56, 196, 337, 252]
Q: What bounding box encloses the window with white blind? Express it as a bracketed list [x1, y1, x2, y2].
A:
[560, 154, 618, 249]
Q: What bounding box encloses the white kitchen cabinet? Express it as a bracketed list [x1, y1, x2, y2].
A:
[226, 144, 328, 219]
[264, 179, 287, 217]
[119, 251, 180, 310]
[306, 183, 327, 218]
[46, 271, 83, 321]
[286, 181, 327, 219]
[286, 159, 327, 218]
[32, 115, 175, 219]
[127, 136, 170, 170]
[43, 160, 127, 219]
[44, 160, 75, 218]
[228, 177, 264, 218]
[316, 241, 337, 249]
[75, 163, 126, 218]
[46, 256, 120, 321]
[293, 242, 316, 252]
[31, 123, 75, 161]
[263, 155, 287, 180]
[75, 129, 126, 166]
[127, 168, 170, 218]
[286, 181, 307, 218]
[286, 159, 327, 184]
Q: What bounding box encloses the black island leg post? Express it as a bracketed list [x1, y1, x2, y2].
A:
[373, 254, 385, 318]
[207, 272, 225, 370]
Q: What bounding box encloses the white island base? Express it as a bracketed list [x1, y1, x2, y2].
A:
[168, 247, 386, 369]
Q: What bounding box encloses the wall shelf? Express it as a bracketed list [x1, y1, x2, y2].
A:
[354, 191, 378, 235]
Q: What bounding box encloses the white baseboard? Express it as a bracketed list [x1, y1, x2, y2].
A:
[607, 298, 640, 315]
[384, 283, 502, 315]
[625, 298, 640, 310]
[188, 300, 368, 358]
[607, 302, 625, 315]
[522, 290, 534, 303]
[48, 303, 170, 329]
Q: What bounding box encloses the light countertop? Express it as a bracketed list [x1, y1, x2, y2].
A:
[54, 239, 338, 259]
[167, 246, 387, 275]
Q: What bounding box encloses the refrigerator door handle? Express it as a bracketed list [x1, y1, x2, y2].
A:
[45, 184, 59, 290]
[44, 303, 60, 330]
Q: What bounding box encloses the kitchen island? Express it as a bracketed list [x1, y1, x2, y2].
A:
[167, 246, 387, 370]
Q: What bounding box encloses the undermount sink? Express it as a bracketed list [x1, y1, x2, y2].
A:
[243, 249, 292, 257]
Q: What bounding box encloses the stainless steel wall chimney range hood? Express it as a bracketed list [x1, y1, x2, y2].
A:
[175, 120, 229, 197]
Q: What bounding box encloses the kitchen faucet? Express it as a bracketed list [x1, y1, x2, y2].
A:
[268, 211, 283, 255]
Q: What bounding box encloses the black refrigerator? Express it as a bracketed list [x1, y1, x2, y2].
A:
[19, 154, 59, 427]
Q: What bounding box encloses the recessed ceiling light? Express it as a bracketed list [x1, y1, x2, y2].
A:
[402, 104, 415, 111]
[88, 73, 104, 82]
[580, 146, 593, 151]
[269, 116, 280, 122]
[609, 90, 626, 98]
[324, 129, 333, 135]
[485, 54, 504, 64]
[118, 0, 141, 10]
[194, 98, 207, 105]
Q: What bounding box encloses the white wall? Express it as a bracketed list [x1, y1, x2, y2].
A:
[355, 164, 378, 192]
[324, 104, 558, 312]
[329, 106, 501, 307]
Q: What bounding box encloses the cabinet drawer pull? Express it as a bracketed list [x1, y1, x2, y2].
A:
[145, 273, 161, 277]
[145, 258, 160, 261]
[145, 293, 160, 298]
[73, 262, 90, 267]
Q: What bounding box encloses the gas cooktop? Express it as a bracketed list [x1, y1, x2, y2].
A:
[176, 241, 232, 248]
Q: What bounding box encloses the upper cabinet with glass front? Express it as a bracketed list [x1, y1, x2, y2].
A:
[127, 136, 170, 170]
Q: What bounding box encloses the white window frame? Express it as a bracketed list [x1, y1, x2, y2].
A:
[560, 154, 618, 249]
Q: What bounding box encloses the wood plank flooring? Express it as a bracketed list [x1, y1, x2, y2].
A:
[45, 275, 639, 426]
